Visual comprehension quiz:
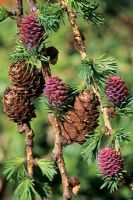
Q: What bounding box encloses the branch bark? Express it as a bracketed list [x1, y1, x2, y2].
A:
[17, 122, 34, 178]
[92, 83, 113, 135]
[60, 0, 87, 60]
[41, 61, 51, 81]
[24, 122, 34, 177]
[49, 113, 72, 200]
[59, 0, 113, 136]
[16, 0, 23, 26]
[28, 0, 37, 14]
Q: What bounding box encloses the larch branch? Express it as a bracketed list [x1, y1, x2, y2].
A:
[16, 0, 34, 178]
[59, 0, 113, 136]
[59, 0, 133, 192]
[26, 0, 71, 197]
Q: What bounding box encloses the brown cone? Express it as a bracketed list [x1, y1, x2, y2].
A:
[58, 90, 99, 144]
[2, 88, 36, 123]
[9, 62, 44, 98]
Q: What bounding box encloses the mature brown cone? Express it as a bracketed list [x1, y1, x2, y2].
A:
[2, 88, 36, 122]
[9, 62, 44, 98]
[58, 90, 99, 145]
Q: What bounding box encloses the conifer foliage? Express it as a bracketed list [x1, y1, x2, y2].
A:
[1, 0, 133, 199]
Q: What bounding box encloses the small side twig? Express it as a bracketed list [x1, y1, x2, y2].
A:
[41, 61, 51, 81]
[16, 0, 23, 26]
[49, 113, 72, 200]
[28, 0, 37, 14]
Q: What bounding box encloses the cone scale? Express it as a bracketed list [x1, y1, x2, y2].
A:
[58, 90, 99, 144]
[2, 88, 36, 123]
[98, 148, 123, 177]
[9, 62, 44, 98]
[44, 76, 68, 107]
[105, 76, 129, 107]
[20, 15, 44, 49]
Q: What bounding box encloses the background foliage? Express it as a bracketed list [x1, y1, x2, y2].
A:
[0, 0, 133, 199]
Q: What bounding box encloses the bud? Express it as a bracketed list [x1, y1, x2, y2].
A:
[107, 106, 116, 118]
[46, 46, 59, 65]
[69, 176, 80, 195]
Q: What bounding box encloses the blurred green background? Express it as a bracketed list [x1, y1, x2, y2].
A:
[0, 0, 133, 199]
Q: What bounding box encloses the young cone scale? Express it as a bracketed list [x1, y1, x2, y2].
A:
[44, 76, 68, 107]
[58, 90, 99, 145]
[2, 88, 36, 123]
[98, 148, 123, 177]
[9, 62, 44, 98]
[20, 15, 44, 49]
[105, 76, 129, 107]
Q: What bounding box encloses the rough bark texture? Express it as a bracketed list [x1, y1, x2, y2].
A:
[16, 0, 23, 26]
[25, 123, 34, 177]
[49, 114, 72, 200]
